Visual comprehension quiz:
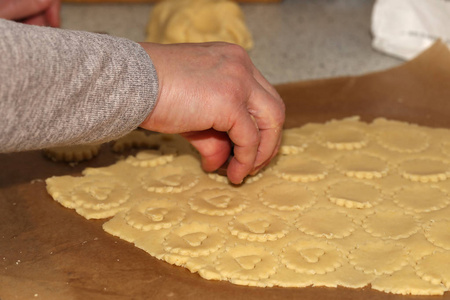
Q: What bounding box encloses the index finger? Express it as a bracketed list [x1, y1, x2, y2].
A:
[225, 109, 260, 184]
[247, 80, 285, 172]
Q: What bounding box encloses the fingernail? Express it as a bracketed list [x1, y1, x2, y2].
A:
[250, 165, 264, 176]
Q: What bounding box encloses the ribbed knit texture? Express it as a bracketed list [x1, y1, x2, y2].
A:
[0, 19, 158, 152]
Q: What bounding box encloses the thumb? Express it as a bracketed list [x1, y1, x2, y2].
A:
[181, 129, 232, 173]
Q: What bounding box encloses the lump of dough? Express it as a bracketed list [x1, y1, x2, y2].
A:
[146, 0, 253, 50]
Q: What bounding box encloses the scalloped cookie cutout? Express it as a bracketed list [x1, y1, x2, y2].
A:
[348, 241, 409, 275]
[295, 208, 356, 239]
[215, 244, 277, 280]
[424, 219, 450, 250]
[228, 211, 289, 242]
[281, 239, 344, 275]
[104, 212, 172, 258]
[112, 130, 157, 152]
[280, 130, 308, 155]
[275, 156, 329, 182]
[376, 127, 429, 153]
[44, 143, 101, 162]
[398, 158, 450, 183]
[163, 222, 225, 257]
[188, 188, 248, 216]
[362, 209, 419, 240]
[416, 251, 450, 288]
[327, 180, 381, 208]
[125, 150, 174, 167]
[259, 181, 316, 212]
[316, 125, 368, 150]
[46, 175, 130, 219]
[335, 153, 389, 179]
[371, 266, 446, 296]
[207, 172, 262, 184]
[393, 185, 450, 213]
[71, 177, 130, 210]
[139, 165, 199, 193]
[125, 198, 185, 230]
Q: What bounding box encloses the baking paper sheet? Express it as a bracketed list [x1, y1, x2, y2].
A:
[1, 41, 450, 300]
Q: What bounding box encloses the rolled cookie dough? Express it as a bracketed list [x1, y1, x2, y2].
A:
[46, 117, 450, 295]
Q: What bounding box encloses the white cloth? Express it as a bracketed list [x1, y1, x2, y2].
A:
[371, 0, 450, 60]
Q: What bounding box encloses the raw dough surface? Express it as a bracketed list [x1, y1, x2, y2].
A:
[46, 117, 450, 295]
[146, 0, 253, 50]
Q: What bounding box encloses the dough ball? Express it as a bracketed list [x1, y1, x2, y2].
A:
[146, 0, 253, 50]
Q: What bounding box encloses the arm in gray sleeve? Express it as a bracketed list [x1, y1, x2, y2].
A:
[0, 19, 159, 153]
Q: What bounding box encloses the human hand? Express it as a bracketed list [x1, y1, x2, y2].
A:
[0, 0, 60, 27]
[139, 42, 285, 184]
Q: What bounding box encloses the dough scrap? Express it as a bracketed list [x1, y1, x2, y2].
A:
[146, 0, 253, 50]
[45, 120, 450, 295]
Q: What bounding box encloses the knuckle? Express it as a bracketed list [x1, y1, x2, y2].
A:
[225, 43, 247, 58]
[247, 129, 261, 147]
[35, 0, 53, 9]
[271, 99, 286, 126]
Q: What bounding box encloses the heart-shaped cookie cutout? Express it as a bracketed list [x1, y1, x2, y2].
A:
[182, 232, 208, 247]
[235, 255, 262, 270]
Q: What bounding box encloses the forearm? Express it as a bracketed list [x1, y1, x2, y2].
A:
[0, 19, 158, 153]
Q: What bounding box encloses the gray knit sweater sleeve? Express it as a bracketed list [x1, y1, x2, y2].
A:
[0, 19, 158, 153]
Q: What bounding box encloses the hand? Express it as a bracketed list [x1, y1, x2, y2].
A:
[139, 42, 285, 184]
[0, 0, 61, 27]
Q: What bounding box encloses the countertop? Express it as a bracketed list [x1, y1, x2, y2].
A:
[61, 0, 403, 85]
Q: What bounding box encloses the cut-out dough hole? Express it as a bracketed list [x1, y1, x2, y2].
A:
[335, 153, 389, 179]
[398, 158, 450, 183]
[317, 126, 367, 150]
[377, 127, 429, 153]
[327, 180, 381, 208]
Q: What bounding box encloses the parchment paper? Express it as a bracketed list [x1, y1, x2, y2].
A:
[1, 41, 449, 300]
